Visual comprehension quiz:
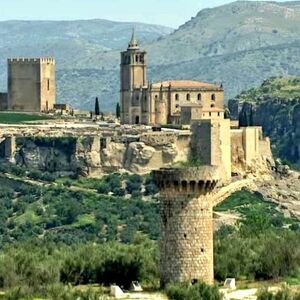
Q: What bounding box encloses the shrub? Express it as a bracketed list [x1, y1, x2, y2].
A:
[96, 182, 110, 194]
[256, 286, 300, 300]
[166, 282, 223, 300]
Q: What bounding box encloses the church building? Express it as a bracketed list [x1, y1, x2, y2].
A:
[120, 31, 224, 125]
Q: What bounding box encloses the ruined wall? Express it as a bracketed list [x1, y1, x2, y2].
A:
[0, 125, 273, 177]
[230, 127, 273, 178]
[231, 129, 245, 173]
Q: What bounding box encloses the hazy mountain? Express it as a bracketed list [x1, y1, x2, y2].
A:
[0, 20, 173, 109]
[146, 0, 300, 104]
[1, 1, 300, 111]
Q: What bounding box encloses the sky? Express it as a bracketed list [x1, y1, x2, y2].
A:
[0, 0, 288, 28]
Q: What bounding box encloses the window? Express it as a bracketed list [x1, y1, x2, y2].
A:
[197, 93, 201, 101]
[155, 95, 158, 101]
[186, 94, 190, 101]
[47, 79, 50, 91]
[175, 94, 179, 101]
[211, 94, 216, 101]
[209, 112, 212, 117]
[211, 104, 215, 108]
[175, 104, 179, 109]
[136, 55, 139, 62]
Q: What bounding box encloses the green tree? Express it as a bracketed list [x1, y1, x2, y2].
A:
[95, 97, 100, 116]
[116, 103, 121, 119]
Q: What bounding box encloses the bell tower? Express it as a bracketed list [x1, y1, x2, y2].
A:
[120, 30, 147, 124]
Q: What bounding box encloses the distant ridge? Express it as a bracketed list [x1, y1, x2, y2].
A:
[0, 1, 300, 110]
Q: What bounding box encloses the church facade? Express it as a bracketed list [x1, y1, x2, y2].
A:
[120, 32, 224, 125]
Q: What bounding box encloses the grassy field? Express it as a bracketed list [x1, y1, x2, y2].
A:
[0, 112, 52, 123]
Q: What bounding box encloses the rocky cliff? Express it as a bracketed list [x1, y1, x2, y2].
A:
[228, 77, 300, 168]
[11, 133, 190, 176]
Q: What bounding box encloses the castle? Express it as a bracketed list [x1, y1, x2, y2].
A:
[0, 31, 275, 288]
[119, 32, 275, 286]
[0, 58, 56, 112]
[120, 31, 224, 125]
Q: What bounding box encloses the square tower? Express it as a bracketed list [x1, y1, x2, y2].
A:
[120, 31, 147, 124]
[7, 58, 56, 112]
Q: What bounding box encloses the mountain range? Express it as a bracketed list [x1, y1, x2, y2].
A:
[1, 1, 300, 111]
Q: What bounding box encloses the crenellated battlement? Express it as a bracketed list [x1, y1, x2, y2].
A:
[8, 57, 55, 65]
[153, 166, 220, 194]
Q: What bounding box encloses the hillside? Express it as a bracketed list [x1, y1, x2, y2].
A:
[0, 20, 173, 110]
[1, 164, 300, 297]
[229, 76, 300, 167]
[1, 1, 300, 111]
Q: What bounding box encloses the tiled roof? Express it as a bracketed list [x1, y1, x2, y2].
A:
[152, 80, 221, 89]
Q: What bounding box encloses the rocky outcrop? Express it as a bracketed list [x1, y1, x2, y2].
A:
[228, 77, 300, 166]
[10, 135, 187, 176]
[75, 137, 102, 176]
[101, 142, 126, 171]
[258, 170, 300, 219]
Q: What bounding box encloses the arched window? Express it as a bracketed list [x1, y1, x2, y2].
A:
[186, 94, 191, 101]
[175, 94, 179, 101]
[155, 95, 158, 101]
[211, 94, 216, 101]
[197, 93, 201, 101]
[211, 104, 215, 108]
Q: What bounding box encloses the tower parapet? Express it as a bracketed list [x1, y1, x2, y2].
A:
[153, 166, 220, 287]
[154, 166, 219, 193]
[8, 58, 55, 65]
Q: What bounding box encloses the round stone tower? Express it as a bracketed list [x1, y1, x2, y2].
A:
[153, 166, 220, 287]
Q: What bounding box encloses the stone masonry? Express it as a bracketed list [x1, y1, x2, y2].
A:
[8, 58, 56, 112]
[154, 167, 220, 287]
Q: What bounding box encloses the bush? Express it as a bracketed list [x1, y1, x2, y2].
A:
[166, 282, 223, 300]
[256, 286, 300, 300]
[96, 182, 110, 194]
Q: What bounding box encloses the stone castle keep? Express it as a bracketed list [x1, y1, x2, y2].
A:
[120, 32, 224, 125]
[0, 58, 56, 112]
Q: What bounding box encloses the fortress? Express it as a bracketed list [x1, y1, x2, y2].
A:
[120, 32, 275, 286]
[0, 32, 278, 288]
[0, 58, 56, 112]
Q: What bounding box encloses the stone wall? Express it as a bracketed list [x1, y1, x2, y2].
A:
[230, 127, 274, 178]
[0, 124, 273, 178]
[191, 119, 231, 182]
[0, 93, 8, 111]
[8, 58, 55, 112]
